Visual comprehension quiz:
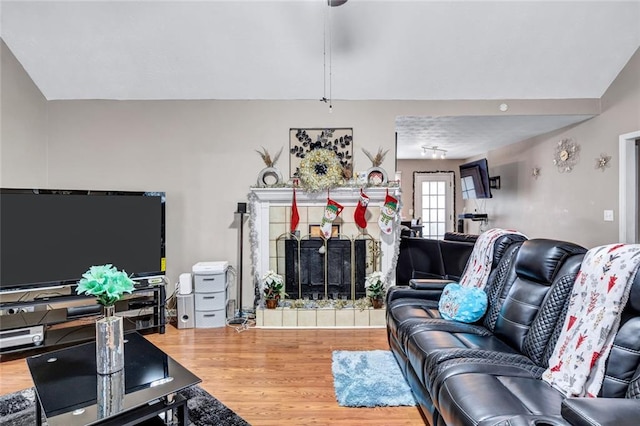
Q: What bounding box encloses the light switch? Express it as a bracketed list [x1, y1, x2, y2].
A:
[604, 210, 614, 222]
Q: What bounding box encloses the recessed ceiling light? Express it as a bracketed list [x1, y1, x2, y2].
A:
[499, 103, 509, 112]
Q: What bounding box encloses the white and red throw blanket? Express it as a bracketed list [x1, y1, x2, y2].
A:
[542, 244, 640, 397]
[458, 228, 527, 290]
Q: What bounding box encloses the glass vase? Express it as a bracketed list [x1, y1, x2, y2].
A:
[96, 305, 124, 375]
[97, 369, 125, 418]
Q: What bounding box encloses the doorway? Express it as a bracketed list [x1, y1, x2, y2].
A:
[413, 171, 455, 239]
[619, 131, 639, 243]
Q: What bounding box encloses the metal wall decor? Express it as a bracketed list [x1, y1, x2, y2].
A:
[595, 153, 612, 172]
[553, 138, 580, 173]
[532, 167, 541, 179]
[289, 128, 353, 179]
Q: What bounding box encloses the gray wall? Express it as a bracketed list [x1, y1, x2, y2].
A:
[469, 47, 640, 248]
[2, 39, 637, 308]
[0, 41, 47, 186]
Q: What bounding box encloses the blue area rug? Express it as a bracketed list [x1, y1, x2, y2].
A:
[332, 350, 417, 407]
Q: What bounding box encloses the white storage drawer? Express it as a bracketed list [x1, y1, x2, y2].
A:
[195, 310, 226, 328]
[194, 291, 226, 311]
[194, 273, 226, 292]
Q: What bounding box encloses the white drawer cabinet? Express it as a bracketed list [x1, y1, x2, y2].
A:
[193, 271, 228, 328]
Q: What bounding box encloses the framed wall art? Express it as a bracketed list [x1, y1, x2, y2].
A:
[289, 128, 353, 179]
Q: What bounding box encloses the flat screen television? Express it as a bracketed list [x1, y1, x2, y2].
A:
[459, 158, 492, 199]
[0, 188, 165, 292]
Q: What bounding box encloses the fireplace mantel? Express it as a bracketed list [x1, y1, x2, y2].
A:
[247, 186, 402, 301]
[249, 186, 398, 204]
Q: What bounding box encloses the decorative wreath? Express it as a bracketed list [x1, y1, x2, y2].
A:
[298, 149, 344, 192]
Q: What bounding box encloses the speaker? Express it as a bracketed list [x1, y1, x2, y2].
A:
[176, 294, 195, 329]
[236, 202, 247, 214]
[179, 273, 192, 295]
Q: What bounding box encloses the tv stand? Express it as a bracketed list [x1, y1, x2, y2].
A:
[0, 284, 166, 361]
[457, 213, 489, 233]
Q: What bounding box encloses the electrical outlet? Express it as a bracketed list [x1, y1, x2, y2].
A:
[604, 210, 614, 222]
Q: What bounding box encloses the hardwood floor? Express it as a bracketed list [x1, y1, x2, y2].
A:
[0, 325, 425, 425]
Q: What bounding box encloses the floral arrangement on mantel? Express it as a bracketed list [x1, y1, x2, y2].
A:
[75, 264, 135, 307]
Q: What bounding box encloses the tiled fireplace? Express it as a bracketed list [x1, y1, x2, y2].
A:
[248, 186, 402, 327]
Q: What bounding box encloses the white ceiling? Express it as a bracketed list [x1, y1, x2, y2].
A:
[1, 0, 638, 158]
[395, 114, 595, 159]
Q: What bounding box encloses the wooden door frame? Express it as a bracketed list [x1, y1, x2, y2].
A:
[412, 171, 456, 235]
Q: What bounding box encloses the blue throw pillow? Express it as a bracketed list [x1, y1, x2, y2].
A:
[438, 283, 488, 323]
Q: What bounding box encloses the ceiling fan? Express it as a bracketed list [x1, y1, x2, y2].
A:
[321, 0, 349, 110]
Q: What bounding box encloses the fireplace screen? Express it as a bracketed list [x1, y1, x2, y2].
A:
[283, 238, 368, 300]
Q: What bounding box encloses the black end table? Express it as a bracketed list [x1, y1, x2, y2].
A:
[27, 333, 200, 426]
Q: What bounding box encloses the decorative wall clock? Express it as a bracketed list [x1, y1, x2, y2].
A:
[553, 138, 580, 173]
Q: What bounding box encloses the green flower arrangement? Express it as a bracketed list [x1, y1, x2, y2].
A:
[76, 264, 135, 306]
[298, 149, 345, 192]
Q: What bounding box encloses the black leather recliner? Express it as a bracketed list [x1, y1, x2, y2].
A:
[395, 233, 480, 285]
[387, 239, 640, 425]
[436, 268, 640, 426]
[388, 239, 586, 422]
[387, 232, 528, 343]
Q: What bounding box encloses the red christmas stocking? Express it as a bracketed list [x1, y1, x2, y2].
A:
[378, 192, 398, 235]
[321, 198, 344, 239]
[354, 189, 370, 229]
[290, 187, 300, 234]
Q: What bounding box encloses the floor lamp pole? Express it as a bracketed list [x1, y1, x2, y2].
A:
[229, 204, 246, 324]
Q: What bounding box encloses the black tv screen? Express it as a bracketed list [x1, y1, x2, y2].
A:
[0, 189, 165, 291]
[459, 158, 492, 199]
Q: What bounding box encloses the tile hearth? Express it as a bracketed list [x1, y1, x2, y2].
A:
[256, 307, 386, 328]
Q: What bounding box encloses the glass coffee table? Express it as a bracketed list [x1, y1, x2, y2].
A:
[27, 332, 201, 426]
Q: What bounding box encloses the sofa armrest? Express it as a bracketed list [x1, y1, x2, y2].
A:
[412, 271, 447, 280]
[561, 398, 640, 426]
[380, 279, 452, 304]
[409, 279, 453, 291]
[386, 280, 453, 304]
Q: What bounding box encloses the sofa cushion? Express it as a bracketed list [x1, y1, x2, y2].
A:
[515, 238, 585, 283]
[493, 241, 586, 357]
[395, 237, 445, 286]
[437, 373, 566, 426]
[439, 239, 474, 281]
[438, 283, 487, 323]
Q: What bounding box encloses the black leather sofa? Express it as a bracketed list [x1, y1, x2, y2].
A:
[387, 237, 640, 426]
[396, 232, 479, 285]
